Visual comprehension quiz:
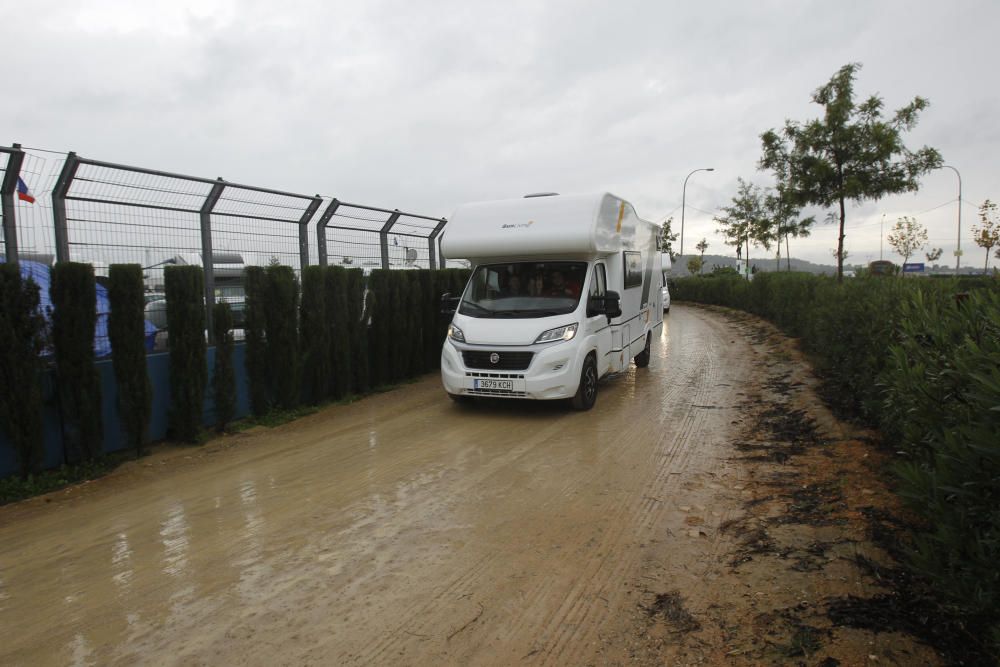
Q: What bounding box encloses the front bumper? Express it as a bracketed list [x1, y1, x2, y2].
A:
[440, 339, 583, 400]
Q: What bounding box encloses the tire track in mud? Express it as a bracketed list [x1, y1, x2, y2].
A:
[538, 311, 744, 666]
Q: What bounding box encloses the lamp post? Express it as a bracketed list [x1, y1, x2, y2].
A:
[942, 164, 962, 274]
[680, 167, 714, 257]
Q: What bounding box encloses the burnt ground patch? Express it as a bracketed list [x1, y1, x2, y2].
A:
[643, 590, 701, 634]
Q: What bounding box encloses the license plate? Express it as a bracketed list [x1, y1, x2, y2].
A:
[474, 379, 513, 391]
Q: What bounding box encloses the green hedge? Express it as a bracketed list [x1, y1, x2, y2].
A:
[50, 262, 103, 461]
[108, 264, 152, 456]
[674, 272, 1000, 649]
[300, 266, 330, 405]
[164, 265, 206, 442]
[212, 301, 236, 432]
[0, 264, 45, 476]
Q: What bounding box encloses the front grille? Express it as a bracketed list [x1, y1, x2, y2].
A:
[468, 388, 527, 397]
[461, 350, 533, 371]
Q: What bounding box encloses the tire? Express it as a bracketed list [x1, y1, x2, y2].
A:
[571, 355, 598, 411]
[634, 333, 651, 368]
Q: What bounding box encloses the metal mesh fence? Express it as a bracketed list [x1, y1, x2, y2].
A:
[1, 142, 449, 354]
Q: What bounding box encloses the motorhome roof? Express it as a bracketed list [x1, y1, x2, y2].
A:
[441, 192, 655, 260]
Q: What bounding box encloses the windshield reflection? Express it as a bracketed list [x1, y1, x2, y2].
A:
[459, 262, 587, 318]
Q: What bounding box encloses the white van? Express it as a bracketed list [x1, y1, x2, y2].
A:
[439, 193, 663, 410]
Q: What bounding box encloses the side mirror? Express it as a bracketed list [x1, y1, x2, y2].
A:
[603, 291, 622, 319]
[440, 292, 459, 315]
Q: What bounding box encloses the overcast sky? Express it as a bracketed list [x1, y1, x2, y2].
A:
[3, 0, 997, 268]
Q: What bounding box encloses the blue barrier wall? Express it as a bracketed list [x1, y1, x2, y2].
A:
[0, 343, 251, 478]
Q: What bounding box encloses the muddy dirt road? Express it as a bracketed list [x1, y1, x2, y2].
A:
[0, 305, 937, 666]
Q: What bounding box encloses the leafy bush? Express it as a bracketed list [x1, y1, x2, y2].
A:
[0, 264, 45, 476]
[885, 289, 1000, 639]
[108, 264, 152, 455]
[50, 262, 103, 461]
[164, 265, 206, 442]
[212, 301, 236, 432]
[299, 266, 329, 405]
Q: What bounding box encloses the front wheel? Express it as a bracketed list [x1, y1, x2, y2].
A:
[571, 355, 598, 411]
[634, 333, 651, 368]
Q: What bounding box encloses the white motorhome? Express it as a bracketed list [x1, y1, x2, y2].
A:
[439, 192, 663, 410]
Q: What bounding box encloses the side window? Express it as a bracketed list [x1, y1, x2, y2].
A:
[589, 263, 607, 298]
[624, 251, 642, 289]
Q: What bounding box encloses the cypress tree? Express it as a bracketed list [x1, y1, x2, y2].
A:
[346, 268, 370, 394]
[388, 271, 407, 381]
[407, 272, 425, 377]
[326, 266, 352, 399]
[265, 264, 300, 410]
[212, 301, 236, 432]
[368, 269, 390, 387]
[50, 262, 103, 461]
[164, 265, 206, 442]
[418, 270, 438, 371]
[244, 266, 269, 415]
[300, 266, 329, 405]
[0, 264, 45, 477]
[107, 264, 152, 456]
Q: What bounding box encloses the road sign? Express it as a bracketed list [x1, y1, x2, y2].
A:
[902, 262, 925, 273]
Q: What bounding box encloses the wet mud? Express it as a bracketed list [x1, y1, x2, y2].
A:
[0, 305, 946, 665]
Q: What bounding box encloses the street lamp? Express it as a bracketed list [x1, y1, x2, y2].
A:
[680, 167, 714, 257]
[942, 164, 962, 273]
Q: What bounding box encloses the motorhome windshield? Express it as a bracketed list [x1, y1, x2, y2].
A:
[459, 261, 587, 318]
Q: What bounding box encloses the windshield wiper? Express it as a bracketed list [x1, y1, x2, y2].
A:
[459, 301, 494, 317]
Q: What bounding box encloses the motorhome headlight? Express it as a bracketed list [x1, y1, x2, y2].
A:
[534, 323, 578, 344]
[447, 323, 465, 342]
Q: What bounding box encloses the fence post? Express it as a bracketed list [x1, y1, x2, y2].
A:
[200, 178, 226, 344]
[0, 143, 26, 263]
[380, 211, 401, 270]
[427, 218, 447, 270]
[51, 151, 80, 263]
[314, 199, 340, 267]
[298, 195, 323, 270]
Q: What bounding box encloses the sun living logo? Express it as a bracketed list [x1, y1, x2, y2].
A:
[501, 220, 535, 229]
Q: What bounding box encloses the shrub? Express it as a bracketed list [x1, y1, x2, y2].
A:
[212, 301, 236, 432]
[346, 268, 369, 394]
[163, 265, 206, 442]
[107, 264, 152, 456]
[885, 289, 1000, 640]
[326, 266, 352, 399]
[0, 264, 45, 477]
[418, 270, 439, 371]
[299, 266, 329, 405]
[50, 262, 103, 461]
[265, 264, 300, 410]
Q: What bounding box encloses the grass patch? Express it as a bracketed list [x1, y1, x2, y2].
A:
[0, 450, 136, 506]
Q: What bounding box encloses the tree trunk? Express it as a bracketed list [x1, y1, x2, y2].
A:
[785, 234, 791, 271]
[986, 246, 992, 273]
[837, 197, 846, 283]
